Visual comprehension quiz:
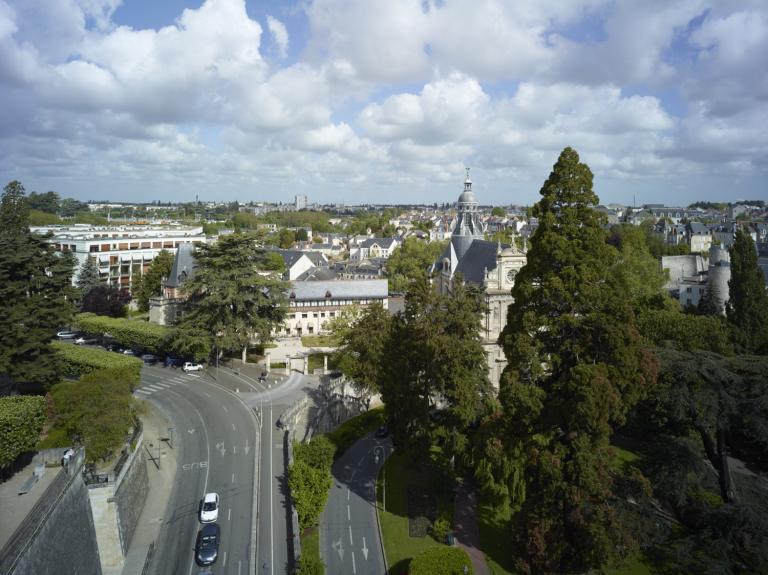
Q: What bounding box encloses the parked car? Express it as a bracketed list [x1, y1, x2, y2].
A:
[56, 331, 78, 339]
[375, 425, 389, 439]
[141, 354, 158, 364]
[74, 336, 98, 345]
[184, 362, 204, 372]
[122, 349, 136, 356]
[195, 523, 220, 566]
[199, 492, 219, 523]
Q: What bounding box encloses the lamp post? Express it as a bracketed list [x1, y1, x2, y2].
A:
[374, 445, 386, 512]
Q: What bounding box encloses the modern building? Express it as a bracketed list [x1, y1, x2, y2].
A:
[433, 171, 527, 389]
[35, 224, 206, 293]
[350, 237, 401, 260]
[295, 195, 308, 210]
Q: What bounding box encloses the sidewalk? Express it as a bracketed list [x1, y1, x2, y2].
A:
[453, 481, 490, 575]
[111, 402, 177, 575]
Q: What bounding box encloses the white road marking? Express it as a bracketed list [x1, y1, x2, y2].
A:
[244, 439, 250, 455]
[352, 550, 357, 574]
[232, 472, 235, 483]
[154, 383, 171, 389]
[145, 384, 164, 391]
[233, 445, 237, 455]
[223, 551, 227, 567]
[347, 488, 350, 501]
[228, 507, 231, 521]
[347, 504, 350, 521]
[349, 524, 353, 545]
[135, 389, 150, 395]
[223, 405, 228, 413]
[362, 537, 369, 560]
[232, 423, 236, 431]
[238, 560, 241, 575]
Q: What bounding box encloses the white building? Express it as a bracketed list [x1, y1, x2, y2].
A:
[350, 237, 400, 260]
[36, 224, 207, 293]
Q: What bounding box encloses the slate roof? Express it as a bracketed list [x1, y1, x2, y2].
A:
[360, 237, 398, 249]
[294, 267, 338, 281]
[289, 279, 388, 301]
[454, 240, 508, 283]
[166, 243, 197, 287]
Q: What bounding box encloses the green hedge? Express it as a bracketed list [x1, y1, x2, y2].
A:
[73, 312, 170, 352]
[289, 435, 334, 530]
[0, 396, 46, 469]
[53, 341, 143, 379]
[409, 546, 474, 575]
[325, 407, 385, 459]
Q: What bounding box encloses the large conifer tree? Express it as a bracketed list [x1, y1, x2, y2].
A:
[726, 228, 768, 354]
[497, 148, 655, 573]
[0, 181, 76, 392]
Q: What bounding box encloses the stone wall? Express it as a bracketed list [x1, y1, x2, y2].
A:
[0, 449, 102, 575]
[115, 451, 149, 551]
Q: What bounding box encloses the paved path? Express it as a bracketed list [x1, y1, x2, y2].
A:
[453, 482, 490, 575]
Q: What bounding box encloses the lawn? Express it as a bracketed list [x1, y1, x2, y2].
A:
[377, 451, 450, 574]
[476, 497, 518, 575]
[301, 335, 338, 347]
[299, 526, 322, 569]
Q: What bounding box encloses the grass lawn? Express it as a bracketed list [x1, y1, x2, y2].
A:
[476, 498, 518, 575]
[377, 451, 449, 574]
[302, 335, 338, 347]
[300, 526, 322, 568]
[271, 361, 287, 369]
[324, 407, 384, 458]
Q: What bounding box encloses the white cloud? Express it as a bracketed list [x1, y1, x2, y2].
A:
[266, 15, 288, 58]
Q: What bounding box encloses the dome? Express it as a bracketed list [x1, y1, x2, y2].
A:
[458, 190, 477, 204]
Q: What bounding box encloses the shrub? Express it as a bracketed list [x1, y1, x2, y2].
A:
[0, 396, 46, 469]
[431, 513, 452, 543]
[289, 459, 332, 529]
[53, 341, 143, 379]
[294, 553, 325, 575]
[294, 435, 335, 471]
[409, 546, 473, 575]
[73, 312, 170, 352]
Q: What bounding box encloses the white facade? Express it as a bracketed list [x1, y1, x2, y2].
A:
[36, 224, 206, 293]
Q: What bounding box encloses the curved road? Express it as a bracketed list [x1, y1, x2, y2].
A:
[140, 365, 259, 575]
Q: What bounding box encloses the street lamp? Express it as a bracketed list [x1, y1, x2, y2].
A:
[374, 445, 386, 512]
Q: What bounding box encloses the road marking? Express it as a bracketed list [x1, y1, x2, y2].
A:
[154, 383, 171, 389]
[181, 461, 208, 471]
[347, 488, 350, 501]
[187, 428, 195, 434]
[135, 389, 150, 395]
[347, 504, 350, 521]
[232, 423, 236, 431]
[349, 524, 353, 545]
[233, 445, 237, 455]
[203, 392, 210, 397]
[223, 405, 228, 413]
[145, 384, 164, 391]
[332, 538, 344, 560]
[352, 550, 357, 574]
[244, 439, 250, 455]
[217, 441, 226, 457]
[228, 507, 231, 521]
[362, 537, 369, 560]
[223, 551, 227, 567]
[232, 472, 235, 483]
[238, 560, 241, 575]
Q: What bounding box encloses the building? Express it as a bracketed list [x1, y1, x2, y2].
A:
[295, 195, 308, 210]
[279, 279, 389, 337]
[149, 243, 197, 325]
[434, 171, 527, 389]
[36, 224, 206, 294]
[686, 222, 713, 253]
[350, 237, 401, 260]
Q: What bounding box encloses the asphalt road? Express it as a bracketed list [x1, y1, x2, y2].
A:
[139, 365, 259, 575]
[321, 433, 391, 575]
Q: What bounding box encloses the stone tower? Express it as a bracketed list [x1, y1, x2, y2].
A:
[451, 168, 485, 260]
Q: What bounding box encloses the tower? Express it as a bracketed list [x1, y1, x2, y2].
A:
[451, 168, 485, 260]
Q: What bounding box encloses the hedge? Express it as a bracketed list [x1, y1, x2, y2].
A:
[53, 341, 143, 379]
[73, 312, 170, 353]
[409, 546, 474, 575]
[289, 435, 335, 530]
[0, 396, 46, 469]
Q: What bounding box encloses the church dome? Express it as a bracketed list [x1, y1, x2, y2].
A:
[458, 189, 477, 204]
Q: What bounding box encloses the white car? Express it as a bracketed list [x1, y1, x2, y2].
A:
[184, 362, 204, 372]
[56, 331, 78, 339]
[199, 492, 219, 523]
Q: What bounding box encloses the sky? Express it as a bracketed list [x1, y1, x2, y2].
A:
[0, 0, 766, 206]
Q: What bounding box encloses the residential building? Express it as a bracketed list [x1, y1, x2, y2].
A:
[350, 237, 401, 260]
[687, 222, 713, 253]
[36, 224, 206, 293]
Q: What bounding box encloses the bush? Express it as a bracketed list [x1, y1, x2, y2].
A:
[289, 459, 332, 529]
[53, 341, 143, 378]
[294, 435, 335, 471]
[73, 312, 170, 353]
[0, 396, 46, 469]
[409, 546, 473, 575]
[431, 513, 452, 543]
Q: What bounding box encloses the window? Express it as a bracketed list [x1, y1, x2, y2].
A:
[308, 326, 314, 334]
[313, 313, 318, 318]
[320, 312, 325, 318]
[302, 313, 308, 318]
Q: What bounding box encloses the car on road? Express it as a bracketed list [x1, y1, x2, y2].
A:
[375, 425, 389, 439]
[184, 362, 204, 372]
[140, 354, 158, 364]
[122, 349, 136, 356]
[194, 522, 220, 566]
[199, 492, 219, 523]
[56, 331, 78, 339]
[74, 336, 98, 345]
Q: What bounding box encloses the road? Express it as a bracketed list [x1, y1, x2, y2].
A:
[214, 367, 320, 575]
[321, 433, 391, 575]
[139, 364, 259, 575]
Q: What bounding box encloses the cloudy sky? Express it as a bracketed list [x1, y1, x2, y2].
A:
[0, 0, 766, 206]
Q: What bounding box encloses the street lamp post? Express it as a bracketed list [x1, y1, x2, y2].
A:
[374, 445, 386, 512]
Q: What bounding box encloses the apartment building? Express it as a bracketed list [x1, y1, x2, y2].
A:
[36, 223, 207, 293]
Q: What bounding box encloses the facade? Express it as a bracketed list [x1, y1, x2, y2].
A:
[149, 243, 197, 325]
[279, 279, 389, 336]
[37, 224, 206, 293]
[434, 171, 527, 389]
[350, 237, 400, 260]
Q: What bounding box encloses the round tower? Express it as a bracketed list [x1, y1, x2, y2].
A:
[451, 168, 485, 260]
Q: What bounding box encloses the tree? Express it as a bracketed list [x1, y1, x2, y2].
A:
[26, 191, 60, 214]
[0, 181, 76, 392]
[277, 228, 295, 249]
[295, 228, 309, 242]
[174, 234, 288, 361]
[491, 206, 506, 217]
[76, 256, 102, 298]
[80, 284, 130, 317]
[0, 396, 46, 471]
[607, 224, 668, 311]
[409, 547, 474, 575]
[496, 148, 656, 573]
[133, 250, 174, 312]
[385, 238, 446, 292]
[331, 303, 392, 406]
[727, 228, 768, 354]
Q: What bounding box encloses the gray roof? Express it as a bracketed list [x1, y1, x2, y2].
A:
[360, 237, 398, 249]
[166, 243, 197, 287]
[687, 222, 710, 235]
[455, 240, 507, 283]
[289, 279, 388, 301]
[294, 267, 338, 281]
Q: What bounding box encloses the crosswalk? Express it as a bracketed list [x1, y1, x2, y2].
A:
[133, 372, 201, 397]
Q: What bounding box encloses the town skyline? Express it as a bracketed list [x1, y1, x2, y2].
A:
[1, 0, 767, 205]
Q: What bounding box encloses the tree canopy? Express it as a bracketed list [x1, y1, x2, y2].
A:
[385, 238, 446, 292]
[133, 249, 174, 312]
[727, 228, 768, 354]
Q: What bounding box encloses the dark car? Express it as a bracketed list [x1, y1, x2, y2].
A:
[141, 354, 158, 364]
[375, 425, 389, 439]
[195, 523, 220, 566]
